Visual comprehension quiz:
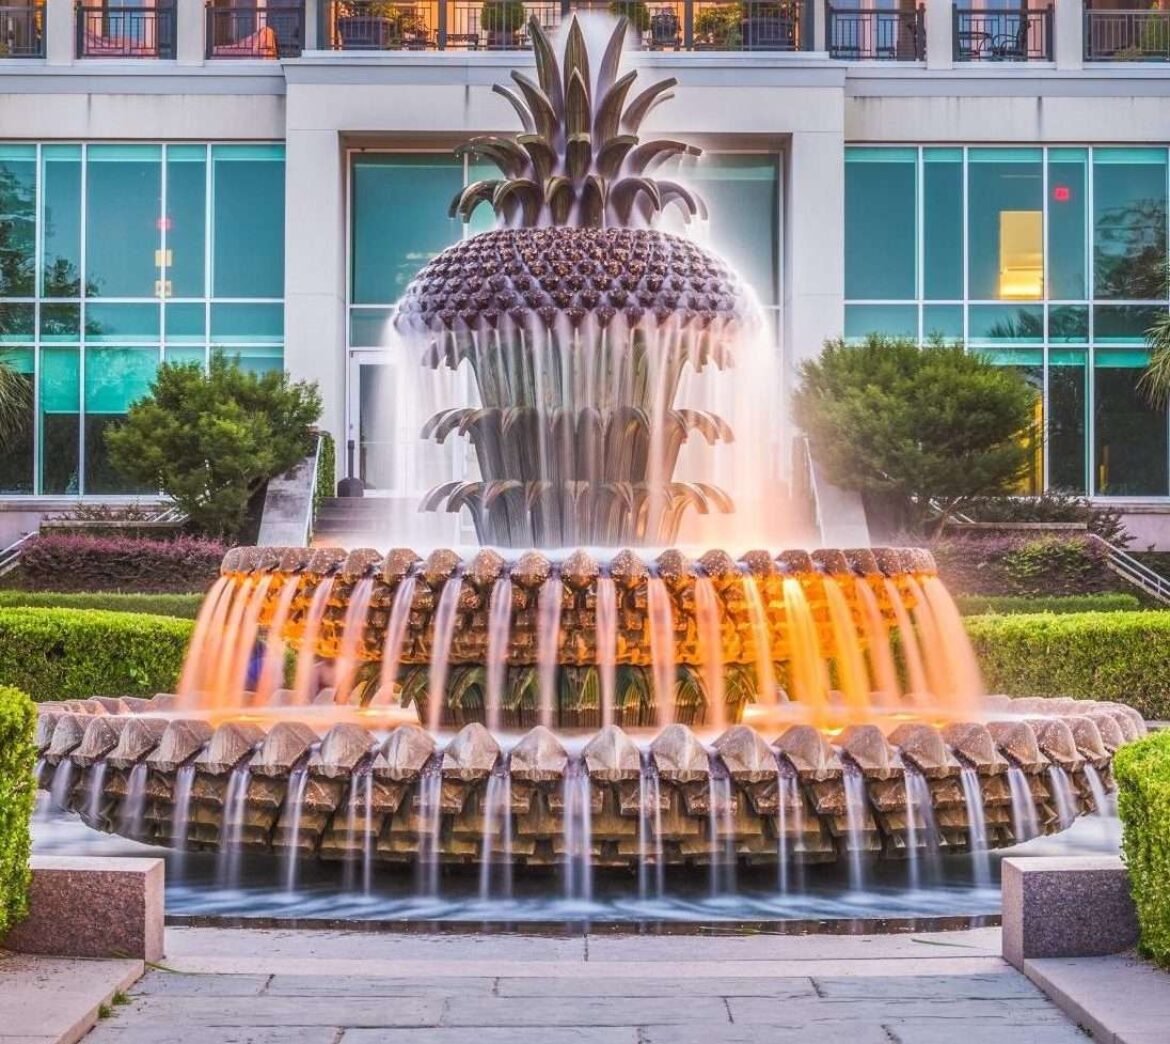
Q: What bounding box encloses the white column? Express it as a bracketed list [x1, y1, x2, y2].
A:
[785, 130, 845, 367]
[304, 0, 321, 50]
[925, 0, 953, 70]
[283, 126, 347, 455]
[1055, 0, 1084, 70]
[44, 0, 74, 65]
[812, 0, 826, 53]
[176, 0, 205, 64]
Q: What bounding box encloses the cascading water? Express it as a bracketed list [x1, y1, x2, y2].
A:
[416, 758, 443, 897]
[479, 762, 513, 901]
[637, 752, 664, 901]
[707, 757, 736, 898]
[1047, 765, 1078, 830]
[958, 765, 991, 889]
[375, 573, 416, 707]
[595, 577, 618, 728]
[775, 758, 800, 897]
[170, 763, 197, 883]
[118, 762, 149, 840]
[283, 764, 310, 894]
[426, 577, 464, 733]
[562, 757, 593, 903]
[904, 768, 941, 888]
[485, 579, 513, 733]
[1007, 765, 1040, 843]
[842, 762, 868, 892]
[537, 576, 563, 729]
[1084, 763, 1111, 817]
[218, 762, 253, 889]
[85, 760, 109, 827]
[49, 760, 75, 816]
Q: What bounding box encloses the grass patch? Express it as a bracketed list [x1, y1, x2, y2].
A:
[956, 593, 1143, 616]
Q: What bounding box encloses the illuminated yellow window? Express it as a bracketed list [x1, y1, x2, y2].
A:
[999, 210, 1043, 300]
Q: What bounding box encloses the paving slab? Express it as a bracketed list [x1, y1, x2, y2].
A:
[265, 975, 498, 997]
[343, 1030, 636, 1044]
[85, 995, 443, 1029]
[0, 951, 143, 1044]
[439, 994, 732, 1027]
[1024, 951, 1170, 1044]
[495, 975, 817, 997]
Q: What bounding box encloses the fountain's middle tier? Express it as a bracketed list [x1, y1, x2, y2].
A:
[200, 544, 972, 731]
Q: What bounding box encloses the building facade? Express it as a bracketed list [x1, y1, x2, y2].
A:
[3, 0, 1170, 540]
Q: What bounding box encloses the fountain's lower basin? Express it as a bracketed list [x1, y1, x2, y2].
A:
[35, 695, 1142, 870]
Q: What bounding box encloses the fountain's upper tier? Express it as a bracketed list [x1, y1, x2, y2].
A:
[395, 227, 752, 337]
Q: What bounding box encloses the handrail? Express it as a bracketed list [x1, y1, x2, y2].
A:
[0, 532, 34, 577]
[1088, 533, 1170, 606]
[305, 433, 323, 546]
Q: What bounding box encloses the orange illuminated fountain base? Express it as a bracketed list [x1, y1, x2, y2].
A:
[32, 545, 1143, 872]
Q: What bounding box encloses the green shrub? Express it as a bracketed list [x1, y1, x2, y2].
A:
[313, 431, 336, 525]
[0, 591, 203, 619]
[966, 610, 1170, 720]
[0, 685, 35, 940]
[931, 533, 1118, 597]
[957, 593, 1143, 616]
[1114, 730, 1170, 968]
[0, 608, 193, 702]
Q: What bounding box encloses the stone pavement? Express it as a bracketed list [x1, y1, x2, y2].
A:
[80, 925, 1092, 1044]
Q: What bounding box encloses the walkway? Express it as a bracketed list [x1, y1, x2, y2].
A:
[82, 925, 1089, 1044]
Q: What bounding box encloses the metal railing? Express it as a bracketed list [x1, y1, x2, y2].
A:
[206, 1, 304, 59]
[0, 532, 33, 578]
[1086, 3, 1170, 62]
[954, 5, 1052, 62]
[827, 3, 924, 61]
[1089, 533, 1170, 606]
[76, 3, 175, 59]
[319, 1, 809, 53]
[0, 3, 43, 57]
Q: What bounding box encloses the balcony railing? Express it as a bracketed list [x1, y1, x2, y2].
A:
[954, 5, 1053, 62]
[0, 3, 42, 57]
[76, 3, 175, 59]
[1086, 3, 1170, 62]
[827, 3, 924, 61]
[320, 1, 809, 53]
[206, 2, 304, 59]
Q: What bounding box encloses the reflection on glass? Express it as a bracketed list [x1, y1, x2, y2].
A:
[85, 145, 162, 299]
[84, 347, 158, 494]
[1049, 305, 1089, 344]
[1093, 148, 1167, 301]
[1049, 350, 1087, 494]
[922, 304, 962, 340]
[166, 146, 207, 299]
[40, 348, 80, 495]
[845, 148, 916, 300]
[1048, 148, 1088, 301]
[1095, 351, 1168, 496]
[968, 149, 1043, 301]
[41, 146, 82, 298]
[969, 303, 1043, 343]
[924, 148, 962, 300]
[844, 304, 917, 341]
[212, 145, 285, 299]
[0, 145, 37, 298]
[993, 355, 1043, 495]
[1094, 305, 1167, 345]
[0, 348, 33, 494]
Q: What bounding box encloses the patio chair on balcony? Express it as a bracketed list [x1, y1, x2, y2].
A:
[990, 19, 1030, 61]
[211, 25, 279, 57]
[649, 7, 680, 50]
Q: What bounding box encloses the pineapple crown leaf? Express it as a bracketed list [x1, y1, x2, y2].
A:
[452, 15, 703, 229]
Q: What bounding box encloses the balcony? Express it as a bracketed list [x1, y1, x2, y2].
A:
[953, 5, 1053, 62]
[76, 3, 175, 59]
[0, 2, 42, 57]
[319, 1, 810, 53]
[1086, 2, 1170, 62]
[206, 1, 304, 59]
[826, 3, 924, 61]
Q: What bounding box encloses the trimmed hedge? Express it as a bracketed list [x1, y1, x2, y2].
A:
[0, 608, 193, 701]
[966, 611, 1170, 720]
[957, 593, 1143, 617]
[0, 685, 35, 940]
[0, 591, 203, 620]
[1114, 730, 1170, 969]
[16, 534, 225, 594]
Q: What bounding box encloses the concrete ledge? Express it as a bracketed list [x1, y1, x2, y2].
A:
[1002, 856, 1139, 969]
[3, 856, 164, 962]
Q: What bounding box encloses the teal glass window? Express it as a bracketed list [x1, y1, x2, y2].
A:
[84, 347, 158, 494]
[969, 303, 1043, 343]
[845, 148, 917, 300]
[1050, 350, 1087, 494]
[1093, 148, 1167, 301]
[166, 146, 207, 299]
[0, 303, 34, 343]
[0, 145, 37, 298]
[351, 154, 464, 305]
[85, 145, 163, 299]
[40, 348, 80, 495]
[1049, 305, 1089, 344]
[968, 149, 1044, 302]
[1095, 351, 1168, 496]
[41, 146, 82, 298]
[1048, 149, 1088, 301]
[681, 154, 780, 306]
[84, 302, 161, 344]
[350, 308, 396, 348]
[165, 302, 206, 343]
[844, 304, 917, 341]
[989, 353, 1043, 495]
[212, 145, 285, 299]
[1094, 305, 1167, 345]
[225, 345, 283, 375]
[923, 149, 962, 300]
[923, 304, 963, 341]
[0, 348, 33, 494]
[40, 303, 80, 343]
[163, 346, 207, 367]
[210, 303, 283, 343]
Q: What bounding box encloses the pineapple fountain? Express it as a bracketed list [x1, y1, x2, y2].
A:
[34, 18, 1139, 907]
